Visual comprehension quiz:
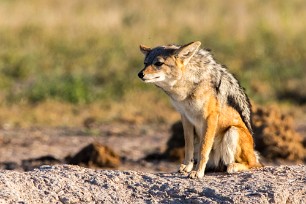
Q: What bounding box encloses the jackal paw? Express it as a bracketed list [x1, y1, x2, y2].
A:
[227, 163, 248, 173]
[189, 170, 204, 179]
[227, 164, 238, 174]
[179, 163, 193, 174]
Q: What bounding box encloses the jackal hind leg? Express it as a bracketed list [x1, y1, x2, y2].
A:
[225, 127, 259, 174]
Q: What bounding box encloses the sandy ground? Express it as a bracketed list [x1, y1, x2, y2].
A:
[0, 164, 305, 203]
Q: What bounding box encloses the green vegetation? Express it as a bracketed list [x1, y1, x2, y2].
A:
[0, 0, 305, 126]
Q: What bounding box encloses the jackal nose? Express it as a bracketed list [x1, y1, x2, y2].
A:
[138, 71, 144, 79]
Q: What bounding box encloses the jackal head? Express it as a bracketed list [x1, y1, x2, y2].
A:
[138, 41, 201, 86]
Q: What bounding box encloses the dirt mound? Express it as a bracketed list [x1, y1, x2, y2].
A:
[0, 165, 304, 203]
[162, 121, 185, 162]
[144, 121, 185, 162]
[68, 142, 121, 168]
[0, 155, 62, 172]
[252, 104, 306, 163]
[21, 155, 62, 171]
[148, 104, 305, 164]
[0, 142, 121, 171]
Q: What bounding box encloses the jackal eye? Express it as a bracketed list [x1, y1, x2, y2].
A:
[154, 61, 164, 67]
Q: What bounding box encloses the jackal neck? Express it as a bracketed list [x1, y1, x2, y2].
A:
[162, 68, 209, 101]
[162, 80, 195, 101]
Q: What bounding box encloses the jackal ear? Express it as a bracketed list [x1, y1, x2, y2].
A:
[175, 41, 201, 65]
[139, 45, 151, 55]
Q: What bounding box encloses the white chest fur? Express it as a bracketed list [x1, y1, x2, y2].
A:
[171, 97, 205, 131]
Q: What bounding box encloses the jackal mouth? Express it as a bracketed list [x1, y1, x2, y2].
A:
[149, 76, 160, 80]
[143, 76, 160, 82]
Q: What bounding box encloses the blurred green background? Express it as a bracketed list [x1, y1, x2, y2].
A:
[0, 0, 305, 127]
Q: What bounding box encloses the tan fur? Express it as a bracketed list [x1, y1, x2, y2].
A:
[138, 41, 262, 179]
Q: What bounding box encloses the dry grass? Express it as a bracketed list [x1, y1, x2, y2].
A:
[0, 0, 305, 127]
[0, 92, 180, 128]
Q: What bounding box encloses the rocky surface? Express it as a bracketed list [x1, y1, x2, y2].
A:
[0, 164, 305, 203]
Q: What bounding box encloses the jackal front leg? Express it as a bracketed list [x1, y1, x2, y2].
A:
[179, 115, 194, 174]
[189, 114, 218, 179]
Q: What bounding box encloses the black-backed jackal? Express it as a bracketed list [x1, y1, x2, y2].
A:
[138, 41, 262, 179]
